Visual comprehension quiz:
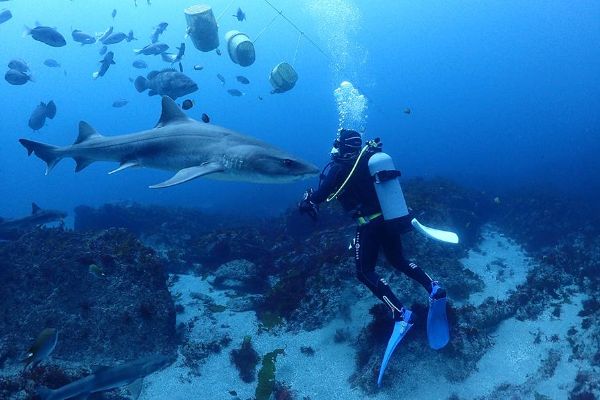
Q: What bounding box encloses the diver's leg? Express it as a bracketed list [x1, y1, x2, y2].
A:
[355, 221, 409, 321]
[381, 219, 443, 295]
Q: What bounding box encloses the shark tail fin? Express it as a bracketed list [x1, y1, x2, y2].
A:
[19, 139, 62, 175]
[37, 386, 53, 400]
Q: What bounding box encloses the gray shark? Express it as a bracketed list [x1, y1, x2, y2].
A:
[37, 354, 170, 400]
[0, 203, 66, 240]
[19, 96, 319, 188]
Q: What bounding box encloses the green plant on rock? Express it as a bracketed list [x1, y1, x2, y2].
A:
[255, 348, 285, 400]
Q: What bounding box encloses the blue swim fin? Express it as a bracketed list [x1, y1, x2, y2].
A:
[427, 285, 449, 350]
[377, 310, 413, 386]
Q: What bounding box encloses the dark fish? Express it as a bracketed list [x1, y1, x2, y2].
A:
[178, 62, 183, 73]
[43, 59, 60, 68]
[132, 59, 147, 69]
[216, 73, 225, 84]
[93, 51, 115, 79]
[134, 68, 198, 100]
[112, 99, 128, 108]
[102, 32, 127, 45]
[227, 89, 243, 97]
[28, 101, 56, 131]
[23, 328, 58, 369]
[8, 58, 29, 73]
[99, 45, 108, 55]
[228, 390, 237, 396]
[403, 108, 411, 115]
[181, 99, 193, 110]
[4, 69, 32, 85]
[97, 26, 113, 43]
[193, 64, 203, 71]
[0, 9, 12, 25]
[215, 48, 221, 56]
[24, 25, 66, 47]
[72, 29, 96, 45]
[233, 7, 246, 22]
[111, 9, 117, 19]
[127, 30, 136, 42]
[258, 96, 263, 100]
[201, 113, 210, 123]
[236, 75, 250, 84]
[134, 42, 168, 55]
[150, 22, 168, 43]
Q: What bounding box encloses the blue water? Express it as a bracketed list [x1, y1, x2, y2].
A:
[0, 0, 598, 219]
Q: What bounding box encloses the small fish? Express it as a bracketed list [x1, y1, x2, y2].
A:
[99, 45, 108, 55]
[8, 58, 29, 73]
[233, 7, 246, 22]
[96, 26, 113, 42]
[150, 22, 168, 43]
[216, 73, 225, 84]
[88, 263, 106, 277]
[132, 59, 147, 69]
[178, 62, 183, 73]
[134, 42, 169, 55]
[43, 59, 61, 68]
[102, 32, 128, 45]
[236, 75, 250, 84]
[227, 89, 243, 97]
[201, 113, 210, 123]
[28, 100, 56, 131]
[24, 25, 67, 47]
[112, 99, 129, 108]
[72, 29, 96, 45]
[229, 390, 237, 396]
[181, 99, 194, 110]
[403, 107, 411, 115]
[23, 328, 58, 370]
[215, 48, 222, 56]
[4, 69, 32, 85]
[258, 96, 263, 101]
[111, 9, 117, 19]
[93, 51, 115, 79]
[193, 64, 203, 71]
[0, 9, 12, 25]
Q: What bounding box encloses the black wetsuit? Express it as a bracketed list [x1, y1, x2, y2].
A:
[310, 148, 433, 320]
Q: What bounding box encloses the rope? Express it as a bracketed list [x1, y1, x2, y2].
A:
[292, 31, 303, 64]
[217, 0, 237, 22]
[253, 12, 280, 43]
[261, 0, 332, 64]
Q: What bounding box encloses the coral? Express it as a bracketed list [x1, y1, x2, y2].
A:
[230, 336, 260, 383]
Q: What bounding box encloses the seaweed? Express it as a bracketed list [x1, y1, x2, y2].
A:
[255, 348, 285, 400]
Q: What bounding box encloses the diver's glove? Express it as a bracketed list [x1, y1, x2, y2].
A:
[298, 189, 319, 220]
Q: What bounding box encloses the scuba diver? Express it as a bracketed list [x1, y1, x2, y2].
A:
[298, 129, 449, 385]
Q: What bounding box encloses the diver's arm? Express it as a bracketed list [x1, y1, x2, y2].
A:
[309, 164, 343, 204]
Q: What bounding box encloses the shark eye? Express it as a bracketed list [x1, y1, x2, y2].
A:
[282, 159, 294, 167]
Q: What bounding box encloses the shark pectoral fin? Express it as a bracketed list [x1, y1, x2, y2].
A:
[108, 161, 139, 175]
[149, 162, 224, 189]
[125, 378, 143, 400]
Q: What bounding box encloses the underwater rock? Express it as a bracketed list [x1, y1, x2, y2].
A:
[0, 228, 177, 368]
[230, 336, 260, 383]
[210, 259, 260, 292]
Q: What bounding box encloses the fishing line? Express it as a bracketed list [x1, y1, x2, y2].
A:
[217, 0, 237, 22]
[292, 31, 303, 65]
[253, 12, 281, 43]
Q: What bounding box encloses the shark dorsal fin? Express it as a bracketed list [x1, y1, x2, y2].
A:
[75, 122, 103, 145]
[155, 96, 190, 128]
[32, 203, 41, 215]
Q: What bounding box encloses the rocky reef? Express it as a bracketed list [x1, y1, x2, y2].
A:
[0, 228, 176, 399]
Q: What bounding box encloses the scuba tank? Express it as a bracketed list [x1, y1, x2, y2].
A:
[368, 152, 409, 220]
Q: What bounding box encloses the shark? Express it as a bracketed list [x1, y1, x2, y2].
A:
[0, 203, 66, 240]
[37, 354, 171, 400]
[19, 96, 319, 188]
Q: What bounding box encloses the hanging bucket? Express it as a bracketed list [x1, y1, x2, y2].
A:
[185, 5, 219, 52]
[269, 62, 298, 93]
[225, 30, 255, 67]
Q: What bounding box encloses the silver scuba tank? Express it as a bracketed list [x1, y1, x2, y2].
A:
[368, 152, 409, 220]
